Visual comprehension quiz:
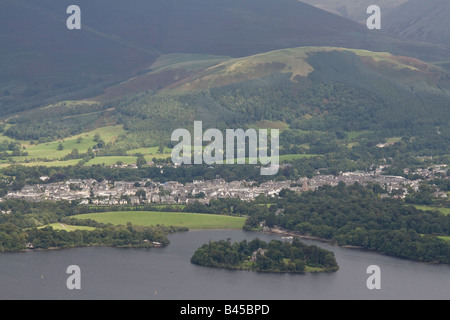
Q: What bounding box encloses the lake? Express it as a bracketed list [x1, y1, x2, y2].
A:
[0, 229, 449, 300]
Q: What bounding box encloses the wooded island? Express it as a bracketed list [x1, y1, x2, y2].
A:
[191, 238, 339, 273]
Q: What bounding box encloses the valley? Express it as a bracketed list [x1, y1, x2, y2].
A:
[0, 0, 449, 300]
[1, 46, 449, 171]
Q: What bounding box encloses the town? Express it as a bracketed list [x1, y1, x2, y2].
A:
[3, 165, 447, 206]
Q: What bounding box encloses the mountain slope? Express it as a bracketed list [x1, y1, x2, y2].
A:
[21, 0, 450, 61]
[383, 0, 450, 47]
[299, 0, 407, 23]
[0, 0, 159, 117]
[166, 47, 447, 93]
[32, 0, 373, 57]
[103, 47, 450, 151]
[2, 46, 449, 171]
[8, 47, 448, 145]
[3, 0, 450, 120]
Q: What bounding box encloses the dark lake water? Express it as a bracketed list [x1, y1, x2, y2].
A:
[0, 229, 449, 300]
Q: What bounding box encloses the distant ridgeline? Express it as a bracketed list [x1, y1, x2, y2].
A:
[191, 238, 339, 273]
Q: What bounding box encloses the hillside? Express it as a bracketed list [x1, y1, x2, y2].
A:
[30, 0, 373, 57]
[2, 0, 450, 120]
[4, 46, 449, 165]
[383, 0, 450, 47]
[167, 47, 447, 92]
[299, 0, 407, 23]
[105, 47, 450, 156]
[0, 0, 368, 118]
[0, 0, 160, 117]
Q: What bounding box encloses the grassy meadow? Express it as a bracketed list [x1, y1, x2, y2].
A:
[415, 205, 450, 241]
[41, 223, 96, 231]
[126, 146, 172, 157]
[1, 125, 126, 161]
[0, 124, 170, 167]
[414, 205, 450, 216]
[72, 211, 246, 230]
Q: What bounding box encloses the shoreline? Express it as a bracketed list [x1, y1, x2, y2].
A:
[263, 227, 448, 265]
[13, 243, 164, 254]
[263, 227, 366, 249]
[192, 263, 336, 274]
[264, 227, 331, 243]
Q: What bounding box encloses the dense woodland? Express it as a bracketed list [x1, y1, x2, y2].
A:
[186, 184, 450, 264]
[257, 184, 450, 263]
[191, 238, 339, 273]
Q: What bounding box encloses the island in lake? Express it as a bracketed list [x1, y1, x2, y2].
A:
[191, 238, 339, 273]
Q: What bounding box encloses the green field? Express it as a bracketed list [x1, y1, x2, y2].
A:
[85, 156, 139, 166]
[41, 223, 96, 231]
[0, 151, 319, 169]
[416, 205, 450, 241]
[420, 234, 450, 242]
[72, 211, 246, 230]
[126, 147, 172, 157]
[150, 204, 186, 210]
[414, 205, 450, 216]
[0, 125, 162, 168]
[0, 125, 128, 166]
[304, 265, 326, 272]
[279, 154, 318, 161]
[346, 130, 372, 140]
[0, 159, 81, 169]
[386, 137, 402, 144]
[22, 125, 125, 158]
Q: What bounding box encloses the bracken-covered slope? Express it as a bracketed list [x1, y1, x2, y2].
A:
[163, 47, 449, 92]
[7, 46, 449, 149]
[109, 47, 450, 150]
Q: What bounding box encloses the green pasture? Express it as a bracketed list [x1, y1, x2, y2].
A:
[7, 125, 126, 162]
[41, 223, 96, 231]
[85, 156, 139, 166]
[346, 131, 371, 140]
[414, 205, 450, 216]
[0, 159, 81, 169]
[72, 211, 246, 230]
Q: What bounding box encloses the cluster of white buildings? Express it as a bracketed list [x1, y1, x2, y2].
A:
[3, 165, 448, 205]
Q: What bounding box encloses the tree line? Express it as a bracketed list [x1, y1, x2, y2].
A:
[244, 183, 450, 264]
[0, 199, 187, 252]
[177, 184, 450, 264]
